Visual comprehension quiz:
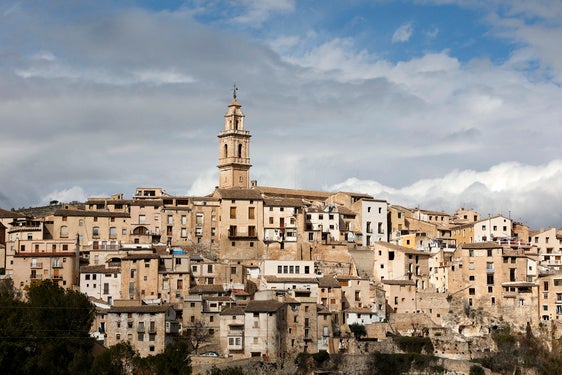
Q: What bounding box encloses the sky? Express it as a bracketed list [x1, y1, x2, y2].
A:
[1, 0, 562, 229]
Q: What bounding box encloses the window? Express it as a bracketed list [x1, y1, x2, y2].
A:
[196, 213, 203, 225]
[248, 207, 255, 219]
[230, 207, 237, 219]
[269, 217, 274, 225]
[109, 227, 117, 239]
[60, 226, 68, 238]
[181, 215, 187, 225]
[248, 226, 256, 237]
[181, 228, 187, 238]
[177, 279, 183, 289]
[207, 264, 213, 273]
[229, 225, 237, 237]
[93, 227, 99, 237]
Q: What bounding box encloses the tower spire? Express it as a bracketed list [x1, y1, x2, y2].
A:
[218, 88, 252, 189]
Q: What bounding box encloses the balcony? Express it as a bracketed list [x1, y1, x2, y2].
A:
[228, 329, 244, 337]
[30, 262, 43, 269]
[137, 325, 145, 333]
[30, 274, 43, 280]
[227, 336, 244, 350]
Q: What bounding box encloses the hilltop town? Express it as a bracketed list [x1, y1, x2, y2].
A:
[1, 93, 561, 374]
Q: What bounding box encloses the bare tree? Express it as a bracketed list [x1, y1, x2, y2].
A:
[184, 319, 212, 354]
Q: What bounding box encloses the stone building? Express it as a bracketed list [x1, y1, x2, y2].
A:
[105, 301, 180, 357]
[449, 242, 538, 325]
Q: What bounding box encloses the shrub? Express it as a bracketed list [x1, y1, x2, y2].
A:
[394, 336, 434, 354]
[312, 350, 330, 364]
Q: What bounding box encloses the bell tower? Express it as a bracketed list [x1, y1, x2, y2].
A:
[218, 86, 252, 189]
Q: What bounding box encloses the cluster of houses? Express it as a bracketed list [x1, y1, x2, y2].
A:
[1, 93, 562, 360]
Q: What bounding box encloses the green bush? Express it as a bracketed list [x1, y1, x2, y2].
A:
[312, 350, 330, 364]
[469, 364, 485, 375]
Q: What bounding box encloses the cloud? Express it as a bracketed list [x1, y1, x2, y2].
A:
[42, 186, 89, 205]
[328, 160, 562, 228]
[232, 0, 295, 26]
[392, 22, 414, 43]
[1, 1, 562, 231]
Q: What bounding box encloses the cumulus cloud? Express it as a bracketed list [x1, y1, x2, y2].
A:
[392, 22, 414, 43]
[1, 1, 562, 231]
[328, 160, 562, 228]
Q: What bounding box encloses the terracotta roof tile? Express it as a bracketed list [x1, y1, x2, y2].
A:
[244, 300, 284, 313]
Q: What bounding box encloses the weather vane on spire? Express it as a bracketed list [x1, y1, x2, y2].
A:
[233, 83, 238, 99]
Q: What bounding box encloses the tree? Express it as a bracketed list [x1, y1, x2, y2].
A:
[0, 279, 96, 375]
[91, 341, 140, 375]
[349, 323, 367, 340]
[145, 341, 192, 375]
[184, 319, 212, 354]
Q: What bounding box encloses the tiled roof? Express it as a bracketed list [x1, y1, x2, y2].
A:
[214, 188, 263, 200]
[122, 253, 159, 260]
[204, 296, 233, 302]
[418, 209, 449, 216]
[375, 241, 431, 256]
[460, 241, 503, 249]
[80, 265, 120, 273]
[263, 275, 319, 284]
[337, 191, 374, 199]
[244, 299, 284, 313]
[0, 208, 25, 219]
[253, 186, 332, 200]
[130, 200, 163, 207]
[220, 306, 245, 315]
[344, 307, 374, 313]
[263, 197, 305, 207]
[335, 275, 362, 280]
[109, 304, 172, 314]
[54, 209, 130, 218]
[335, 206, 356, 216]
[190, 284, 226, 294]
[317, 276, 341, 288]
[382, 279, 416, 286]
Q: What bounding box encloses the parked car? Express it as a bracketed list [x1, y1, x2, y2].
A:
[201, 351, 219, 357]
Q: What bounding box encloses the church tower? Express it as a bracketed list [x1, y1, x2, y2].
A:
[218, 86, 252, 189]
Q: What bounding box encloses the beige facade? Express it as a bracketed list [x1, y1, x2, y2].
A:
[531, 227, 562, 271]
[120, 253, 160, 300]
[214, 188, 264, 259]
[473, 215, 512, 242]
[373, 241, 430, 289]
[537, 273, 562, 322]
[105, 302, 179, 357]
[263, 197, 301, 259]
[219, 305, 246, 358]
[451, 223, 475, 246]
[243, 299, 286, 359]
[448, 242, 538, 325]
[6, 238, 77, 292]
